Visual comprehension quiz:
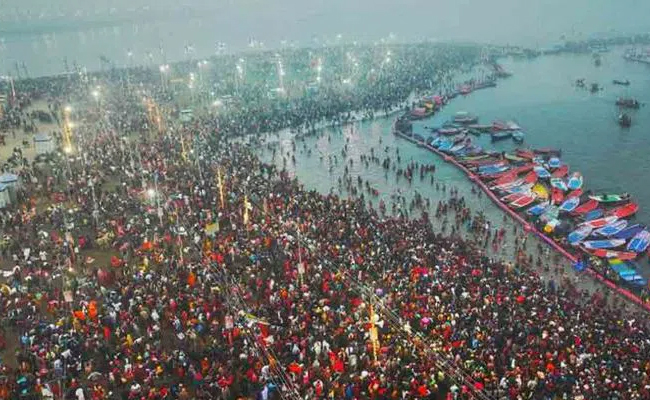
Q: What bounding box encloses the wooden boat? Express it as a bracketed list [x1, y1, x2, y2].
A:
[615, 98, 640, 109]
[505, 183, 534, 194]
[582, 239, 626, 250]
[607, 202, 638, 219]
[568, 225, 593, 245]
[551, 165, 569, 178]
[491, 179, 524, 191]
[458, 154, 490, 163]
[504, 153, 527, 162]
[533, 166, 551, 179]
[613, 224, 645, 240]
[438, 127, 465, 135]
[612, 79, 630, 86]
[559, 197, 580, 213]
[589, 193, 631, 204]
[491, 170, 518, 186]
[453, 111, 478, 124]
[515, 149, 535, 160]
[501, 192, 527, 203]
[532, 183, 549, 200]
[527, 201, 550, 216]
[589, 249, 637, 260]
[572, 199, 598, 215]
[580, 216, 618, 229]
[523, 171, 538, 184]
[510, 194, 536, 209]
[535, 148, 561, 156]
[567, 172, 583, 190]
[593, 220, 628, 237]
[550, 178, 568, 191]
[491, 131, 512, 141]
[467, 124, 493, 132]
[567, 188, 583, 199]
[551, 187, 565, 205]
[627, 230, 650, 253]
[584, 209, 604, 221]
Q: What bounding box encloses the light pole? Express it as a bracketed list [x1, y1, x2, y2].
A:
[159, 64, 169, 91]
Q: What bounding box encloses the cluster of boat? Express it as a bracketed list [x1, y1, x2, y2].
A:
[426, 112, 526, 144]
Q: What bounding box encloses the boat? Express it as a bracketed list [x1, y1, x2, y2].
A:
[504, 153, 527, 162]
[458, 154, 490, 162]
[523, 171, 538, 184]
[613, 224, 645, 240]
[551, 187, 564, 204]
[491, 179, 525, 191]
[551, 165, 569, 178]
[567, 225, 593, 245]
[627, 230, 650, 253]
[589, 249, 637, 260]
[501, 192, 527, 203]
[467, 124, 493, 132]
[533, 166, 551, 179]
[558, 197, 580, 213]
[613, 79, 631, 86]
[512, 131, 525, 143]
[453, 111, 478, 124]
[589, 193, 631, 204]
[531, 183, 549, 200]
[515, 149, 535, 160]
[584, 209, 604, 221]
[580, 216, 618, 229]
[534, 148, 561, 156]
[547, 157, 561, 169]
[505, 183, 534, 195]
[438, 141, 454, 152]
[567, 188, 583, 199]
[572, 199, 598, 215]
[479, 165, 510, 177]
[550, 178, 568, 191]
[539, 205, 560, 222]
[582, 239, 626, 250]
[491, 170, 518, 186]
[618, 113, 632, 127]
[510, 194, 536, 209]
[492, 120, 520, 131]
[590, 83, 601, 93]
[593, 220, 628, 237]
[438, 127, 465, 135]
[447, 143, 467, 154]
[615, 98, 640, 109]
[607, 202, 639, 219]
[567, 172, 583, 190]
[527, 201, 550, 216]
[491, 132, 512, 141]
[608, 260, 647, 287]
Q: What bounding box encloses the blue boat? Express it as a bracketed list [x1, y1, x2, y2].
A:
[567, 172, 583, 190]
[593, 220, 628, 237]
[438, 140, 453, 152]
[609, 260, 648, 287]
[582, 239, 626, 250]
[548, 157, 561, 169]
[627, 230, 650, 253]
[533, 166, 551, 179]
[558, 197, 580, 212]
[567, 225, 592, 245]
[584, 209, 604, 221]
[527, 201, 550, 216]
[613, 224, 645, 240]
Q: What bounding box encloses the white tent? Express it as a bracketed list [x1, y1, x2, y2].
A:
[34, 133, 55, 155]
[0, 184, 9, 208]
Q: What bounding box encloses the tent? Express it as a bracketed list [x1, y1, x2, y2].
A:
[34, 133, 55, 155]
[0, 173, 19, 188]
[0, 184, 9, 208]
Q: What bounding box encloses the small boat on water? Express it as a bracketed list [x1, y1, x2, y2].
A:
[501, 192, 528, 203]
[533, 166, 551, 179]
[551, 187, 565, 204]
[527, 201, 550, 216]
[512, 131, 525, 143]
[567, 188, 583, 199]
[523, 170, 538, 184]
[551, 165, 569, 178]
[510, 194, 536, 209]
[550, 178, 568, 191]
[607, 202, 639, 219]
[491, 179, 524, 191]
[505, 183, 534, 194]
[593, 220, 628, 237]
[515, 149, 535, 160]
[491, 132, 512, 141]
[618, 113, 632, 127]
[568, 225, 593, 245]
[572, 199, 599, 215]
[453, 111, 478, 124]
[627, 230, 650, 253]
[613, 224, 645, 240]
[531, 183, 549, 200]
[547, 157, 561, 169]
[581, 215, 618, 229]
[582, 239, 626, 250]
[589, 193, 631, 204]
[438, 127, 465, 135]
[584, 209, 604, 221]
[535, 148, 561, 156]
[467, 124, 492, 132]
[558, 196, 580, 213]
[589, 249, 637, 260]
[616, 98, 640, 109]
[567, 172, 583, 190]
[492, 120, 521, 131]
[613, 79, 630, 86]
[504, 153, 527, 162]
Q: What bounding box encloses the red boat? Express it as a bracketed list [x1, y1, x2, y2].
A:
[552, 165, 569, 178]
[607, 202, 639, 219]
[523, 170, 538, 184]
[588, 249, 638, 260]
[492, 170, 518, 186]
[515, 149, 535, 160]
[510, 195, 536, 209]
[567, 188, 583, 199]
[572, 199, 598, 215]
[552, 187, 565, 204]
[502, 192, 527, 203]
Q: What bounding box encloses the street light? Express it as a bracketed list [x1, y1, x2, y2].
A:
[159, 64, 170, 90]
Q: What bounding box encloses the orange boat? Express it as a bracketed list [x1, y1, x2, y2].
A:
[552, 165, 569, 178]
[608, 202, 639, 219]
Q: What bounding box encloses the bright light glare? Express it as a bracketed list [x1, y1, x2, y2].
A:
[64, 106, 72, 113]
[146, 188, 156, 198]
[64, 146, 72, 154]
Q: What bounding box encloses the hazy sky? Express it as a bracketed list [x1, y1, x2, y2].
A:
[2, 0, 649, 46]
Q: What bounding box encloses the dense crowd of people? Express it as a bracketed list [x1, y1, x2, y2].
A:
[0, 43, 648, 400]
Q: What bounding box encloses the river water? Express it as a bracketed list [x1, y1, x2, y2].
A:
[257, 47, 650, 278]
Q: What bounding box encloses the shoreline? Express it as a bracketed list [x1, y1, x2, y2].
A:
[391, 121, 650, 312]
